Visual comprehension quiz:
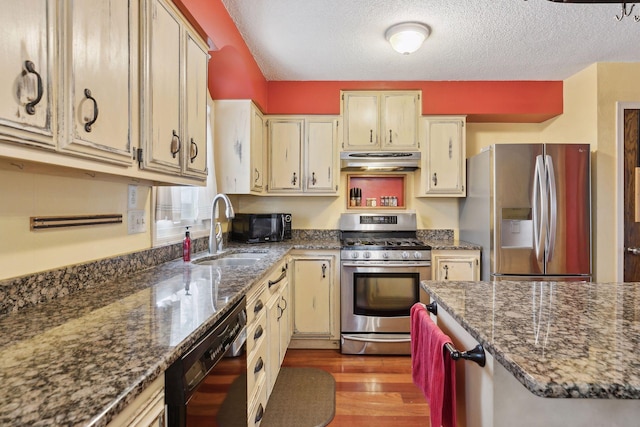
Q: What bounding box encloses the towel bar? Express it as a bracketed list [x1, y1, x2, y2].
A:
[421, 302, 487, 367]
[444, 343, 486, 367]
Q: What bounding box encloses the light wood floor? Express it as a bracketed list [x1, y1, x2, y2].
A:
[281, 349, 431, 426]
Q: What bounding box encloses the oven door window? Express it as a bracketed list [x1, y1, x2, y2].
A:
[353, 272, 419, 317]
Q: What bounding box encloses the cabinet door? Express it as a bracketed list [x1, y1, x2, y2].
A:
[266, 291, 281, 394]
[278, 280, 291, 365]
[144, 0, 182, 174]
[268, 119, 302, 191]
[423, 117, 466, 196]
[342, 93, 378, 150]
[293, 258, 333, 337]
[250, 107, 265, 191]
[305, 118, 337, 192]
[183, 32, 208, 178]
[0, 0, 55, 146]
[381, 92, 419, 150]
[61, 0, 133, 165]
[433, 251, 480, 281]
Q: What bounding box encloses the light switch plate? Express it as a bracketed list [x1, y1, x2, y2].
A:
[128, 185, 138, 210]
[127, 210, 146, 234]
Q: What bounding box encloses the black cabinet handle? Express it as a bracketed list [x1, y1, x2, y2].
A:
[321, 263, 327, 278]
[254, 357, 264, 374]
[443, 265, 449, 280]
[253, 299, 264, 314]
[83, 89, 99, 132]
[254, 325, 263, 341]
[432, 172, 438, 187]
[170, 130, 181, 158]
[268, 267, 287, 288]
[24, 60, 43, 115]
[291, 172, 297, 186]
[389, 129, 393, 143]
[311, 172, 317, 185]
[189, 138, 198, 163]
[255, 404, 264, 424]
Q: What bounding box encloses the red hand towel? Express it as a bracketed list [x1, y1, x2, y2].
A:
[411, 303, 457, 427]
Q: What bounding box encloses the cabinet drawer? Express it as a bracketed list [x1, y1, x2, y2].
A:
[247, 337, 267, 400]
[248, 378, 268, 427]
[247, 285, 267, 326]
[246, 311, 267, 356]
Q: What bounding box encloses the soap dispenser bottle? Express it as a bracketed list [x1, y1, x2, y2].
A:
[183, 226, 191, 262]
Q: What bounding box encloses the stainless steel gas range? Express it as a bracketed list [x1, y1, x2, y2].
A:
[339, 213, 431, 355]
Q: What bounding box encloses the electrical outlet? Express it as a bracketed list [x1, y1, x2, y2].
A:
[128, 185, 138, 210]
[127, 210, 146, 234]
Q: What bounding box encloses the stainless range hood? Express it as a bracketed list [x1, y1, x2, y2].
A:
[340, 151, 421, 171]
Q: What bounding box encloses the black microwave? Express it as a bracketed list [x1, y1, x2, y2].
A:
[231, 213, 292, 243]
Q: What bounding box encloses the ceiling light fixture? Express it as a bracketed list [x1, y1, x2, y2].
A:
[385, 22, 430, 55]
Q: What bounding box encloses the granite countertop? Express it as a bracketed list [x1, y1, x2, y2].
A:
[0, 235, 470, 426]
[421, 280, 640, 399]
[424, 239, 481, 251]
[0, 240, 337, 426]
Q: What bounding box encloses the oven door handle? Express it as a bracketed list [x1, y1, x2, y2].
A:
[340, 262, 431, 268]
[341, 334, 411, 343]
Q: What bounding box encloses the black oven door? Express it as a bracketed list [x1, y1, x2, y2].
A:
[340, 262, 430, 334]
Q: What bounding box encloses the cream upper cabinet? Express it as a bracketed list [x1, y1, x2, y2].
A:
[140, 0, 208, 181]
[183, 33, 209, 178]
[267, 118, 303, 192]
[432, 250, 480, 281]
[214, 100, 265, 194]
[290, 251, 340, 349]
[305, 117, 339, 193]
[0, 0, 55, 148]
[59, 0, 135, 165]
[266, 115, 339, 194]
[418, 116, 467, 197]
[341, 90, 420, 151]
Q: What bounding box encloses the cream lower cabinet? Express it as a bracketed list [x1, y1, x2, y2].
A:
[432, 250, 480, 281]
[107, 375, 165, 427]
[289, 250, 340, 349]
[264, 260, 291, 395]
[246, 281, 268, 426]
[417, 116, 467, 197]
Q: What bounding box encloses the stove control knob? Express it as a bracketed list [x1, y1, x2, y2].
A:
[351, 252, 359, 259]
[363, 252, 371, 259]
[382, 252, 389, 259]
[401, 251, 409, 260]
[414, 252, 422, 260]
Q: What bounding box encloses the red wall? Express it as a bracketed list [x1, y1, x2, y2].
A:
[175, 0, 563, 123]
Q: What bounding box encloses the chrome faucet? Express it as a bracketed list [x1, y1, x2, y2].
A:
[209, 193, 235, 254]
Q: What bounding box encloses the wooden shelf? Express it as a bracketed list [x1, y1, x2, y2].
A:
[346, 174, 406, 210]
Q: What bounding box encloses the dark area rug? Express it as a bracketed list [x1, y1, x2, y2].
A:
[261, 367, 336, 427]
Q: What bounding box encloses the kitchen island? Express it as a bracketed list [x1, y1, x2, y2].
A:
[421, 280, 640, 427]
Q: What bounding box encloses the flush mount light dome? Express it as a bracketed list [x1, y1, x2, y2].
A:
[385, 22, 430, 54]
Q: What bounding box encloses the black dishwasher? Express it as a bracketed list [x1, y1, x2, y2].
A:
[165, 297, 247, 427]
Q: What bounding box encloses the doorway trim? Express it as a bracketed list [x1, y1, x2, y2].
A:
[616, 102, 640, 281]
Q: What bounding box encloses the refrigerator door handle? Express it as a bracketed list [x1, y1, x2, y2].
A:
[533, 155, 547, 262]
[545, 155, 557, 263]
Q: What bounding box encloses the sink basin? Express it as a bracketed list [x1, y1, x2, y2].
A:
[192, 252, 265, 266]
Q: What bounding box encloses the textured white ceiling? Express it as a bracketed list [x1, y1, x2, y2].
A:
[221, 0, 640, 81]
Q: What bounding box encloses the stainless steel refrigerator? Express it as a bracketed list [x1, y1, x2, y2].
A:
[459, 144, 591, 281]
